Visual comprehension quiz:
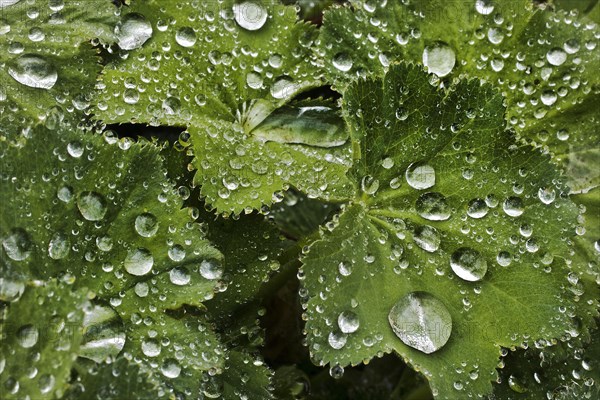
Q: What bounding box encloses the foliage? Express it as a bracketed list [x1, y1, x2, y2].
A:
[0, 0, 598, 399]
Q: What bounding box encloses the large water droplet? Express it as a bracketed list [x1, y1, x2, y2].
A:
[413, 225, 440, 253]
[124, 248, 154, 276]
[233, 1, 268, 31]
[0, 0, 21, 8]
[142, 339, 161, 357]
[48, 232, 70, 260]
[388, 292, 452, 354]
[3, 228, 32, 261]
[8, 54, 58, 89]
[450, 248, 488, 281]
[115, 13, 153, 50]
[422, 42, 455, 77]
[271, 75, 296, 99]
[332, 52, 353, 72]
[475, 0, 494, 15]
[77, 191, 107, 221]
[415, 192, 451, 221]
[0, 277, 25, 302]
[537, 187, 556, 205]
[503, 196, 524, 217]
[467, 198, 489, 218]
[161, 359, 181, 378]
[361, 175, 380, 195]
[199, 259, 223, 280]
[38, 374, 55, 394]
[17, 324, 39, 348]
[135, 213, 159, 237]
[175, 27, 196, 47]
[406, 162, 436, 190]
[79, 305, 126, 363]
[169, 267, 190, 286]
[546, 48, 567, 66]
[338, 311, 359, 333]
[328, 331, 348, 349]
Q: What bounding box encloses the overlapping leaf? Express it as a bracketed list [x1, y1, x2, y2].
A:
[0, 0, 117, 138]
[317, 0, 600, 191]
[95, 0, 353, 213]
[300, 63, 587, 399]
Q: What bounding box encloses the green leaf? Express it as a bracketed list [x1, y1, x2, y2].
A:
[0, 126, 227, 394]
[0, 281, 89, 399]
[300, 63, 585, 399]
[317, 0, 600, 191]
[0, 0, 117, 138]
[94, 0, 353, 214]
[213, 349, 273, 400]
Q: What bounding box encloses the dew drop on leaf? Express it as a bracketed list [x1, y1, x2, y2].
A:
[175, 27, 196, 47]
[48, 232, 70, 260]
[0, 277, 24, 302]
[474, 0, 494, 15]
[467, 198, 489, 218]
[233, 1, 268, 31]
[0, 0, 21, 8]
[546, 48, 567, 66]
[168, 244, 186, 261]
[337, 311, 359, 333]
[338, 261, 352, 276]
[57, 185, 73, 203]
[415, 192, 451, 221]
[38, 374, 55, 394]
[329, 364, 344, 379]
[503, 196, 524, 217]
[115, 13, 153, 50]
[134, 281, 149, 297]
[77, 191, 108, 221]
[169, 267, 191, 286]
[161, 359, 181, 378]
[141, 339, 161, 357]
[79, 305, 126, 363]
[16, 324, 39, 348]
[406, 162, 436, 190]
[450, 247, 488, 281]
[135, 213, 159, 237]
[124, 248, 154, 276]
[8, 54, 57, 89]
[422, 42, 455, 77]
[361, 175, 380, 195]
[270, 75, 296, 99]
[332, 52, 353, 72]
[67, 141, 84, 158]
[199, 259, 223, 280]
[537, 187, 556, 205]
[328, 331, 348, 349]
[496, 251, 512, 267]
[413, 225, 440, 253]
[3, 228, 32, 261]
[388, 291, 452, 354]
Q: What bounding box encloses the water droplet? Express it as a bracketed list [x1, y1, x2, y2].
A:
[395, 107, 409, 121]
[450, 248, 488, 281]
[3, 228, 32, 261]
[161, 359, 181, 378]
[381, 157, 395, 169]
[338, 261, 352, 276]
[361, 175, 380, 195]
[328, 331, 348, 349]
[8, 54, 57, 89]
[162, 96, 181, 115]
[475, 0, 494, 15]
[233, 1, 268, 31]
[115, 13, 153, 50]
[48, 232, 70, 260]
[124, 248, 154, 276]
[168, 245, 186, 262]
[141, 339, 161, 357]
[77, 191, 107, 221]
[329, 364, 344, 379]
[135, 213, 159, 237]
[175, 27, 196, 47]
[134, 282, 149, 297]
[332, 52, 353, 72]
[388, 291, 452, 354]
[67, 141, 83, 158]
[503, 196, 524, 217]
[169, 267, 190, 286]
[541, 90, 557, 106]
[406, 162, 436, 190]
[0, 278, 25, 302]
[17, 324, 39, 348]
[271, 75, 296, 99]
[199, 259, 223, 280]
[80, 305, 126, 363]
[422, 42, 455, 77]
[38, 374, 55, 394]
[508, 375, 528, 393]
[0, 0, 21, 8]
[537, 187, 556, 205]
[123, 88, 139, 104]
[546, 48, 567, 66]
[246, 71, 263, 89]
[496, 251, 512, 266]
[415, 192, 451, 221]
[338, 311, 359, 333]
[413, 225, 440, 253]
[467, 198, 489, 218]
[57, 185, 73, 203]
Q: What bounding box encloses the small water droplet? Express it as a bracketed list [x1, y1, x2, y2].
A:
[175, 27, 196, 47]
[135, 213, 159, 237]
[422, 42, 455, 77]
[537, 187, 556, 205]
[361, 175, 380, 195]
[338, 261, 352, 276]
[77, 191, 107, 221]
[406, 162, 436, 190]
[496, 251, 512, 266]
[233, 1, 268, 31]
[124, 248, 154, 276]
[450, 248, 488, 281]
[169, 267, 190, 286]
[332, 52, 353, 72]
[338, 311, 359, 333]
[8, 54, 57, 89]
[467, 198, 489, 218]
[388, 291, 452, 354]
[38, 374, 55, 394]
[115, 13, 153, 50]
[199, 259, 223, 280]
[328, 331, 348, 349]
[415, 192, 451, 221]
[3, 228, 32, 261]
[503, 197, 524, 217]
[329, 364, 344, 379]
[161, 359, 181, 379]
[546, 48, 567, 66]
[413, 225, 440, 253]
[168, 245, 186, 261]
[48, 232, 70, 260]
[134, 282, 149, 297]
[142, 339, 161, 357]
[57, 185, 73, 203]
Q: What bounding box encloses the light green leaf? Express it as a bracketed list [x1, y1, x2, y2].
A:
[0, 281, 89, 400]
[94, 0, 353, 214]
[0, 0, 117, 138]
[317, 0, 600, 191]
[300, 63, 586, 399]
